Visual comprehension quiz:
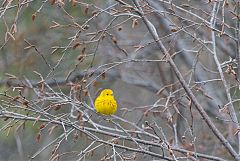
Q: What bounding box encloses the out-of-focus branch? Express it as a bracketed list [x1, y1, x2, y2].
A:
[132, 0, 240, 160]
[0, 58, 166, 92]
[236, 2, 240, 77]
[210, 1, 240, 154]
[147, 0, 222, 117]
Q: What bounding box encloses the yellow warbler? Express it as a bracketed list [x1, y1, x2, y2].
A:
[94, 89, 117, 115]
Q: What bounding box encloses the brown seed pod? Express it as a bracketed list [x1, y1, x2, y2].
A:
[73, 42, 80, 49]
[71, 0, 77, 6]
[32, 13, 36, 21]
[84, 5, 89, 16]
[36, 132, 41, 143]
[118, 26, 122, 31]
[39, 124, 46, 130]
[51, 0, 56, 5]
[101, 71, 106, 79]
[132, 19, 139, 28]
[112, 36, 117, 44]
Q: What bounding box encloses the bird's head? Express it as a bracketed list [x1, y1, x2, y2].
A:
[100, 89, 113, 96]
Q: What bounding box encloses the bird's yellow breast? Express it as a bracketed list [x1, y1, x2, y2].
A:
[94, 95, 117, 115]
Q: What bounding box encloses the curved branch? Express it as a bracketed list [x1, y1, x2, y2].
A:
[131, 0, 240, 160]
[0, 110, 226, 161]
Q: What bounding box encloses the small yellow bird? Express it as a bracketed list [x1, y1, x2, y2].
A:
[94, 89, 117, 115]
